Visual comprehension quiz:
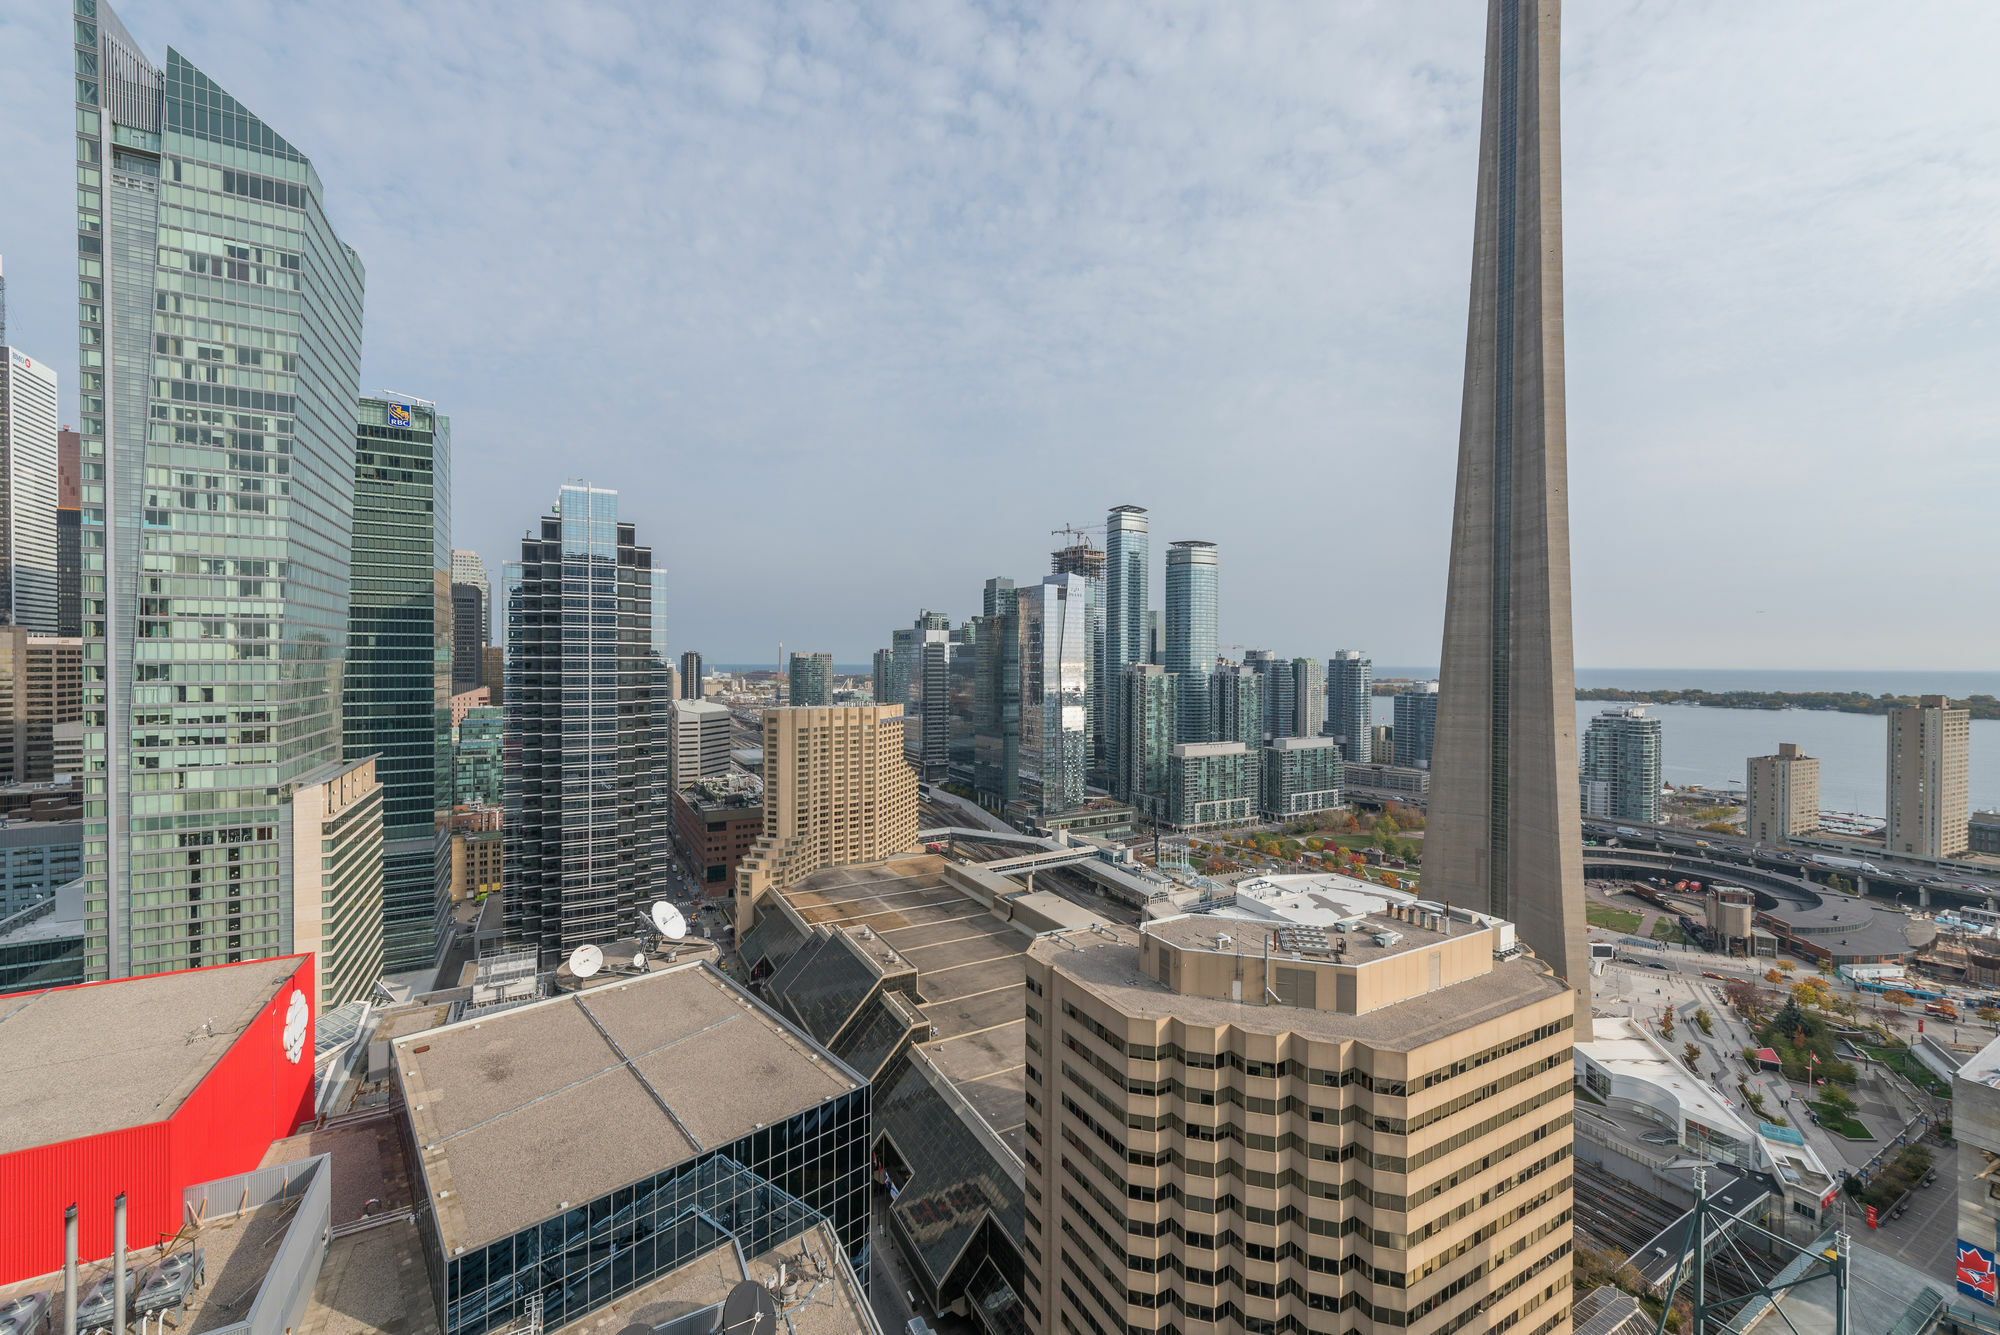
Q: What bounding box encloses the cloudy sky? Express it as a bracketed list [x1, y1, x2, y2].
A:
[3, 2, 1995, 670]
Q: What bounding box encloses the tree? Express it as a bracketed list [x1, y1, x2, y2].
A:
[1724, 979, 1759, 1014]
[1819, 1087, 1857, 1117]
[1882, 990, 1915, 1009]
[1683, 1041, 1702, 1072]
[1695, 1007, 1714, 1036]
[1777, 961, 1796, 973]
[1764, 969, 1785, 984]
[1979, 1007, 2000, 1025]
[1660, 1011, 1676, 1040]
[1828, 874, 1852, 896]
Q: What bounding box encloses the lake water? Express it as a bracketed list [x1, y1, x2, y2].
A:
[1372, 669, 2000, 817]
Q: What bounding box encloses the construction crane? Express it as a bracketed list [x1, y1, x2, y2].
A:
[1051, 523, 1105, 547]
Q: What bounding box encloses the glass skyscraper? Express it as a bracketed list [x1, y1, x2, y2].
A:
[787, 650, 832, 706]
[1016, 574, 1088, 818]
[1050, 543, 1105, 781]
[75, 3, 366, 979]
[1208, 663, 1262, 749]
[346, 395, 450, 976]
[502, 485, 669, 967]
[1103, 505, 1148, 798]
[972, 578, 1018, 813]
[1164, 540, 1217, 745]
[1326, 649, 1373, 762]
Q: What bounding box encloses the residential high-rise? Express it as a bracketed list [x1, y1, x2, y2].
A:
[0, 348, 59, 632]
[283, 755, 382, 1010]
[77, 6, 368, 981]
[1146, 610, 1162, 666]
[1326, 649, 1373, 762]
[679, 649, 704, 699]
[1104, 505, 1149, 796]
[871, 647, 893, 703]
[1289, 656, 1323, 738]
[906, 624, 951, 780]
[1886, 695, 1971, 858]
[1208, 663, 1263, 749]
[734, 705, 918, 931]
[346, 395, 452, 975]
[55, 428, 81, 637]
[1371, 723, 1394, 763]
[1425, 0, 1591, 1026]
[1164, 540, 1218, 744]
[449, 549, 490, 692]
[1393, 681, 1440, 770]
[1262, 735, 1344, 819]
[1024, 891, 1576, 1335]
[1119, 663, 1177, 822]
[0, 630, 83, 785]
[788, 651, 833, 707]
[1016, 574, 1088, 819]
[453, 704, 503, 808]
[1746, 743, 1819, 844]
[1051, 542, 1107, 778]
[1580, 706, 1662, 824]
[889, 627, 917, 715]
[982, 575, 1016, 619]
[1262, 650, 1296, 741]
[503, 485, 668, 967]
[1167, 740, 1256, 829]
[972, 580, 1020, 813]
[669, 698, 732, 789]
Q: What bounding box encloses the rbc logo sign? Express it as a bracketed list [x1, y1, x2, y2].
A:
[386, 401, 413, 428]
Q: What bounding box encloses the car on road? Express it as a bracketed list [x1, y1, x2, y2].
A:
[1648, 961, 1672, 970]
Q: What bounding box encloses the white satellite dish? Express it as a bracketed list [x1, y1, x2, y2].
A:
[651, 901, 688, 941]
[631, 952, 647, 972]
[568, 943, 604, 979]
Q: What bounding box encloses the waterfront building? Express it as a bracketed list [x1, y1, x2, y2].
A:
[0, 346, 60, 630]
[1263, 735, 1344, 819]
[1024, 881, 1576, 1335]
[679, 649, 704, 699]
[1209, 663, 1262, 748]
[1326, 649, 1373, 762]
[734, 705, 918, 930]
[788, 650, 833, 707]
[1289, 656, 1324, 738]
[1886, 695, 1971, 858]
[1016, 573, 1089, 819]
[1580, 706, 1663, 825]
[346, 395, 451, 975]
[670, 697, 732, 788]
[1119, 664, 1177, 823]
[973, 579, 1020, 812]
[1052, 542, 1107, 778]
[453, 704, 503, 808]
[1168, 740, 1256, 828]
[1394, 681, 1440, 769]
[1746, 743, 1820, 843]
[1105, 505, 1148, 793]
[76, 5, 368, 981]
[0, 629, 82, 784]
[1164, 540, 1218, 744]
[283, 755, 382, 1009]
[57, 427, 81, 637]
[449, 548, 489, 691]
[1422, 0, 1591, 1028]
[503, 484, 669, 968]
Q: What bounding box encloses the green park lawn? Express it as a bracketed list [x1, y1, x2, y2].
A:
[1586, 904, 1644, 934]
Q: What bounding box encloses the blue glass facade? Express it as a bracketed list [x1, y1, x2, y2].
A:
[1103, 506, 1148, 799]
[1164, 541, 1218, 745]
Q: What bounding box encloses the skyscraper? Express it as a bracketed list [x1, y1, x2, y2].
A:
[906, 624, 951, 780]
[1886, 695, 1970, 858]
[1262, 650, 1296, 741]
[345, 395, 452, 975]
[679, 649, 704, 699]
[1016, 574, 1088, 818]
[1208, 662, 1262, 749]
[1289, 656, 1323, 738]
[981, 575, 1015, 619]
[1050, 542, 1106, 780]
[450, 549, 490, 692]
[1425, 0, 1591, 1026]
[1746, 743, 1819, 843]
[56, 428, 81, 638]
[787, 650, 832, 707]
[1580, 705, 1662, 824]
[77, 5, 368, 980]
[1164, 540, 1218, 744]
[0, 348, 59, 631]
[1393, 681, 1440, 770]
[972, 580, 1020, 813]
[1119, 663, 1177, 823]
[1104, 505, 1149, 796]
[1326, 649, 1373, 762]
[871, 647, 892, 704]
[503, 485, 668, 967]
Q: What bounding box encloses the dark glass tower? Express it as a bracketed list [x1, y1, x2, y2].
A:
[1164, 540, 1217, 744]
[1103, 505, 1148, 798]
[345, 395, 451, 975]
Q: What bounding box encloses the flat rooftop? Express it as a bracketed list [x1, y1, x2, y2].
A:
[556, 1221, 875, 1335]
[1579, 1016, 1752, 1143]
[778, 854, 1034, 1155]
[0, 956, 304, 1154]
[398, 962, 860, 1253]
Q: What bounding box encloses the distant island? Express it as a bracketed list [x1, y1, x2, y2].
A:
[1574, 688, 2000, 721]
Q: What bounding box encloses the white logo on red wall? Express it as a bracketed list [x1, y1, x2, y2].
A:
[282, 989, 309, 1064]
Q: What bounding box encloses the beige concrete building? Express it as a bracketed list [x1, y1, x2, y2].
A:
[1745, 743, 1819, 844]
[285, 755, 383, 1010]
[0, 629, 81, 784]
[1885, 696, 1970, 858]
[735, 705, 919, 930]
[1024, 876, 1576, 1335]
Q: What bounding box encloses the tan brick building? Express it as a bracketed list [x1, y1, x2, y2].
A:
[1886, 696, 1970, 858]
[1024, 880, 1575, 1335]
[735, 705, 919, 930]
[1745, 743, 1819, 844]
[284, 755, 383, 1010]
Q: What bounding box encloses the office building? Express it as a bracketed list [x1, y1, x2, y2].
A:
[1289, 656, 1324, 738]
[0, 818, 84, 918]
[503, 484, 669, 968]
[672, 777, 763, 895]
[1016, 573, 1089, 819]
[1120, 663, 1178, 823]
[0, 346, 60, 631]
[453, 703, 503, 807]
[734, 705, 918, 930]
[907, 624, 951, 780]
[0, 878, 86, 996]
[449, 548, 489, 692]
[1052, 541, 1107, 777]
[1263, 735, 1344, 819]
[1105, 505, 1149, 795]
[1886, 695, 1971, 858]
[1371, 723, 1395, 762]
[788, 650, 833, 706]
[1745, 743, 1819, 844]
[1580, 706, 1663, 824]
[1971, 812, 2000, 857]
[946, 625, 977, 787]
[345, 394, 451, 975]
[482, 643, 502, 699]
[1326, 649, 1373, 762]
[871, 646, 893, 703]
[983, 574, 1016, 619]
[76, 6, 368, 981]
[889, 626, 917, 714]
[1168, 740, 1256, 828]
[283, 755, 382, 1010]
[679, 649, 704, 699]
[447, 804, 503, 906]
[0, 629, 82, 784]
[56, 427, 81, 637]
[1394, 681, 1441, 770]
[670, 696, 733, 790]
[973, 579, 1021, 813]
[1165, 540, 1218, 744]
[1209, 663, 1263, 748]
[1023, 880, 1576, 1335]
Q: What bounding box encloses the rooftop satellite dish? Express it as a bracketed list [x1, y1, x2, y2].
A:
[716, 1281, 778, 1335]
[652, 900, 688, 941]
[631, 952, 647, 972]
[568, 944, 604, 979]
